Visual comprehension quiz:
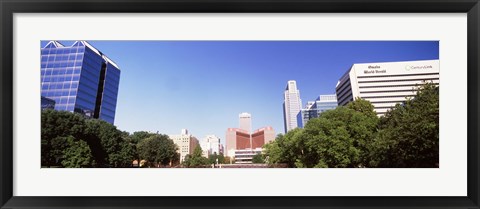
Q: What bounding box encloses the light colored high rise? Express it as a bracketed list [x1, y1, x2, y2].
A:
[168, 129, 199, 163]
[336, 60, 439, 116]
[238, 112, 252, 133]
[283, 80, 302, 133]
[199, 135, 222, 157]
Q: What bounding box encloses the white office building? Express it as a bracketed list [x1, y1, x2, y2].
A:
[199, 135, 222, 157]
[168, 129, 199, 163]
[283, 80, 302, 133]
[336, 60, 439, 116]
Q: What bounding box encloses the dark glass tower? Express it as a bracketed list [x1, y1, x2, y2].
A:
[41, 41, 120, 124]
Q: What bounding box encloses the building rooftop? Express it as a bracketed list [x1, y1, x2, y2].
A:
[43, 40, 120, 70]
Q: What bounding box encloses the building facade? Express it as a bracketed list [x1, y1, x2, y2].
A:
[200, 135, 222, 157]
[283, 80, 302, 133]
[169, 129, 199, 163]
[225, 113, 275, 163]
[336, 60, 439, 116]
[251, 126, 275, 148]
[297, 94, 338, 128]
[234, 148, 263, 164]
[225, 128, 250, 158]
[41, 41, 120, 124]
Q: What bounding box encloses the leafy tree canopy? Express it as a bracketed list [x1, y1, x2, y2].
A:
[372, 83, 439, 167]
[137, 134, 178, 167]
[42, 110, 136, 168]
[208, 152, 225, 164]
[183, 146, 209, 168]
[61, 136, 94, 168]
[264, 83, 438, 168]
[265, 99, 379, 168]
[252, 153, 265, 164]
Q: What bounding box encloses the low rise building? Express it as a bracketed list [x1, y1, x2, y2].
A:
[168, 129, 199, 163]
[200, 135, 222, 157]
[234, 148, 263, 164]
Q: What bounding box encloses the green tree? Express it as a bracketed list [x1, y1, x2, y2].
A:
[129, 131, 156, 144]
[347, 98, 378, 119]
[128, 131, 156, 167]
[42, 109, 137, 168]
[251, 153, 265, 164]
[264, 130, 307, 167]
[183, 146, 209, 168]
[137, 134, 178, 167]
[302, 110, 357, 168]
[264, 99, 378, 168]
[61, 136, 94, 168]
[208, 152, 225, 165]
[41, 109, 86, 140]
[345, 98, 380, 167]
[372, 83, 439, 167]
[42, 136, 71, 167]
[264, 84, 438, 168]
[84, 120, 137, 167]
[41, 110, 87, 167]
[117, 131, 137, 167]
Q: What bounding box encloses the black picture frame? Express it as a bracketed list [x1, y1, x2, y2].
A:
[1, 0, 479, 208]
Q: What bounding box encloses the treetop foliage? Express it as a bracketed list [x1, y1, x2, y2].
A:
[264, 83, 439, 168]
[137, 134, 179, 167]
[41, 110, 178, 168]
[183, 146, 210, 168]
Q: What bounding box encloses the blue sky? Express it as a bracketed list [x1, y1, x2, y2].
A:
[41, 41, 439, 145]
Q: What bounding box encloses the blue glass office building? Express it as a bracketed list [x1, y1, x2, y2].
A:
[41, 41, 120, 124]
[297, 95, 338, 128]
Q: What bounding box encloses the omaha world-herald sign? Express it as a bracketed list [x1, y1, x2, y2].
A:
[359, 61, 437, 75]
[336, 60, 439, 116]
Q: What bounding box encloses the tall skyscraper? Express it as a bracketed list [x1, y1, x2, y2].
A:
[283, 80, 302, 133]
[41, 41, 121, 124]
[336, 60, 439, 116]
[239, 112, 252, 133]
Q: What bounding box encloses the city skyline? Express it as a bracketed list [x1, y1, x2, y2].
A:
[40, 41, 439, 145]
